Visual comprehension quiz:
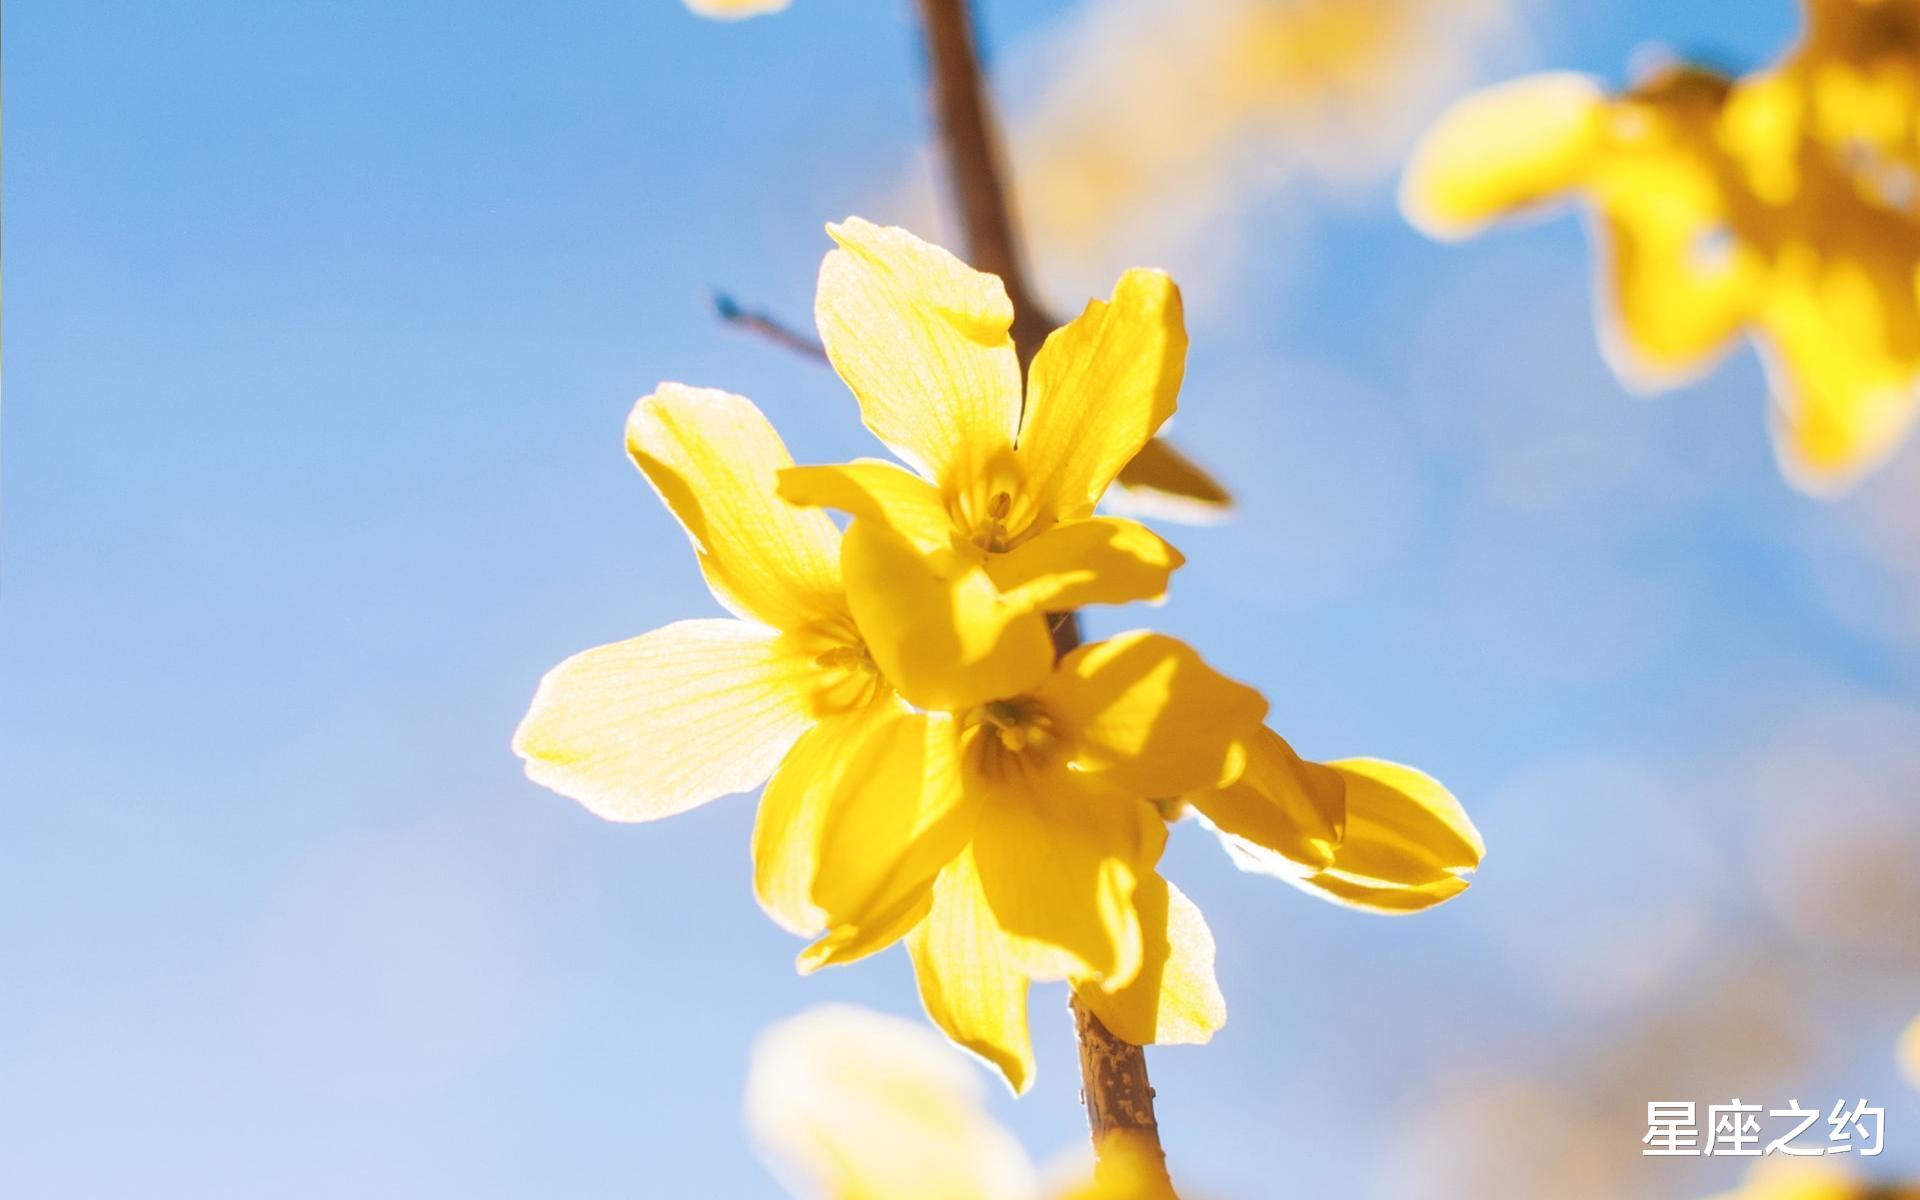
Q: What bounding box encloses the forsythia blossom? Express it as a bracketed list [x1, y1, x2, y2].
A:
[514, 218, 1482, 1090]
[748, 1005, 1172, 1200]
[1401, 0, 1920, 492]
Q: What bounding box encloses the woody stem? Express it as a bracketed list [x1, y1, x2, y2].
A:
[911, 0, 1174, 1190]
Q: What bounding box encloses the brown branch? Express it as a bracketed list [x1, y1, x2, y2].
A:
[712, 292, 827, 361]
[911, 0, 1173, 1192]
[1072, 994, 1173, 1192]
[912, 0, 1055, 362]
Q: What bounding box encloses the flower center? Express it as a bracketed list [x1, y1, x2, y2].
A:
[965, 696, 1063, 777]
[793, 622, 884, 716]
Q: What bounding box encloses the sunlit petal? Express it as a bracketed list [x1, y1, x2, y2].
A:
[842, 519, 1054, 712]
[907, 849, 1038, 1095]
[514, 618, 815, 823]
[780, 459, 958, 553]
[627, 384, 847, 630]
[816, 217, 1023, 488]
[1039, 632, 1268, 797]
[1019, 269, 1187, 521]
[1187, 726, 1345, 871]
[971, 766, 1164, 989]
[984, 517, 1184, 613]
[1072, 877, 1225, 1047]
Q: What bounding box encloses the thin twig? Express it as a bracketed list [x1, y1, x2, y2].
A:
[712, 291, 827, 361]
[911, 0, 1175, 1191]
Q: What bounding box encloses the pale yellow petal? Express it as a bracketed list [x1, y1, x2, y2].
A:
[745, 1005, 1038, 1200]
[626, 384, 847, 630]
[1039, 632, 1269, 798]
[842, 518, 1054, 712]
[907, 850, 1038, 1095]
[1019, 269, 1187, 521]
[1187, 726, 1345, 871]
[984, 518, 1184, 612]
[971, 766, 1164, 989]
[779, 459, 958, 553]
[514, 618, 815, 823]
[1073, 877, 1224, 1047]
[1111, 437, 1233, 524]
[1401, 72, 1606, 240]
[815, 218, 1023, 488]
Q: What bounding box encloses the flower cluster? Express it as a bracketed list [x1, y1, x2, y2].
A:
[1401, 0, 1920, 492]
[514, 218, 1481, 1090]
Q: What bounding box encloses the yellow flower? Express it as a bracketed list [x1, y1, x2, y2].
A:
[747, 1004, 1175, 1200]
[683, 0, 788, 20]
[1191, 729, 1483, 914]
[779, 218, 1190, 711]
[511, 382, 1259, 1083]
[512, 384, 971, 965]
[1901, 1013, 1920, 1088]
[1402, 36, 1920, 492]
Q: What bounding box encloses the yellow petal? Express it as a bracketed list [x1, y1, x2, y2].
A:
[745, 1005, 1038, 1200]
[970, 766, 1164, 989]
[1597, 206, 1750, 388]
[514, 618, 815, 823]
[984, 517, 1184, 612]
[808, 708, 973, 937]
[1187, 726, 1345, 871]
[1400, 72, 1605, 240]
[1039, 632, 1269, 798]
[1073, 877, 1224, 1047]
[1250, 759, 1481, 915]
[1756, 266, 1920, 491]
[907, 850, 1038, 1095]
[815, 218, 1023, 488]
[627, 384, 847, 631]
[841, 518, 1054, 712]
[1322, 758, 1482, 884]
[1019, 269, 1187, 521]
[799, 886, 936, 975]
[779, 459, 958, 553]
[1111, 437, 1233, 524]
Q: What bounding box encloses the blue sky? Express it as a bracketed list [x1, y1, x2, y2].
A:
[7, 1, 1920, 1196]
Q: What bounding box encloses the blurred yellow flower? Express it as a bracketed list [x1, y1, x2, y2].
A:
[684, 0, 788, 20]
[747, 1004, 1174, 1200]
[1902, 1013, 1920, 1088]
[1403, 1, 1920, 493]
[1701, 1159, 1866, 1200]
[780, 218, 1188, 711]
[991, 0, 1519, 298]
[1193, 734, 1483, 913]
